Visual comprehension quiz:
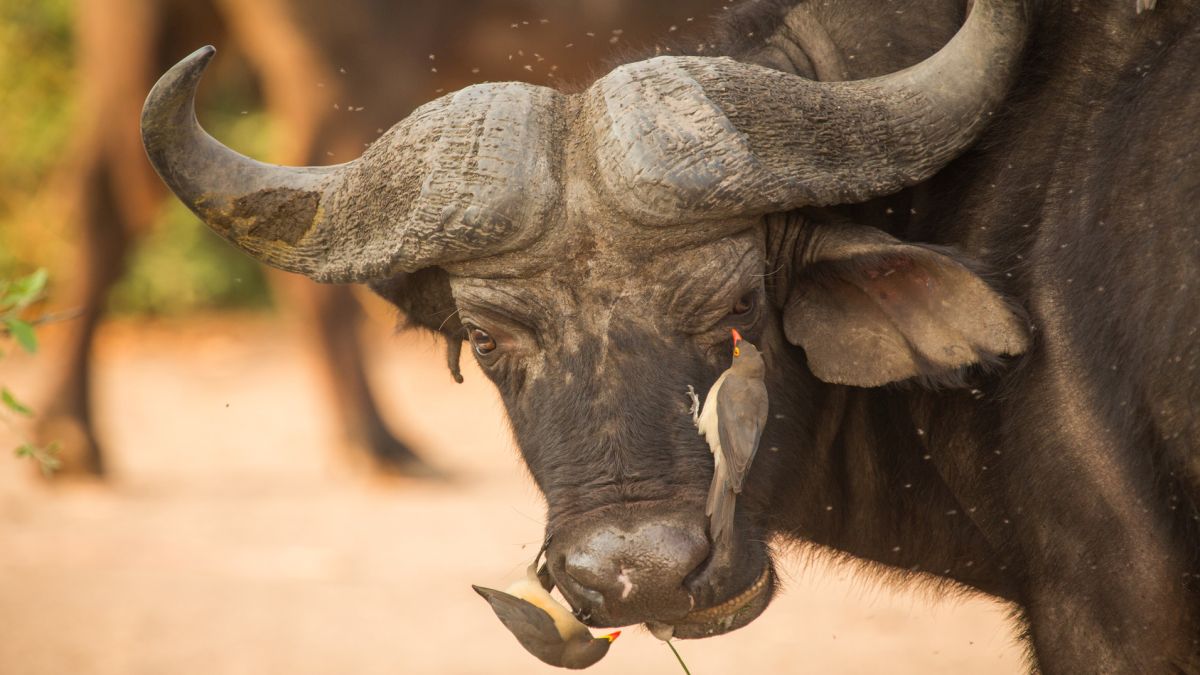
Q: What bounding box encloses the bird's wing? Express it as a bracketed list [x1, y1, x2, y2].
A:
[715, 375, 768, 492]
[472, 585, 566, 662]
[697, 372, 727, 442]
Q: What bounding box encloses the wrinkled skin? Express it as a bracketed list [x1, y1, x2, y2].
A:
[450, 226, 783, 636]
[417, 194, 1027, 638]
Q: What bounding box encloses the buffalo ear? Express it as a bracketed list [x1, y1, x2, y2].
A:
[782, 223, 1029, 387]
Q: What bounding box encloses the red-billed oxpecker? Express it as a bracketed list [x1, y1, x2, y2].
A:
[474, 561, 620, 670]
[689, 329, 769, 547]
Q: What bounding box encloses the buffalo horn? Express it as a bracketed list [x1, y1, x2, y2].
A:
[589, 0, 1031, 224]
[141, 46, 562, 282]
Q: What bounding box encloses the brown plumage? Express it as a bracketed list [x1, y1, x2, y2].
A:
[473, 563, 619, 670]
[690, 330, 769, 546]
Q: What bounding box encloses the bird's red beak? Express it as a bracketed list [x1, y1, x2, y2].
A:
[731, 328, 743, 346]
[602, 630, 621, 642]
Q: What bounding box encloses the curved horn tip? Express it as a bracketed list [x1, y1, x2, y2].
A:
[189, 44, 217, 62]
[178, 45, 217, 72]
[170, 45, 217, 95]
[141, 45, 216, 121]
[186, 44, 217, 69]
[159, 44, 217, 92]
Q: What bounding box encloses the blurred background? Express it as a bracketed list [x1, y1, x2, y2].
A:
[0, 0, 1024, 672]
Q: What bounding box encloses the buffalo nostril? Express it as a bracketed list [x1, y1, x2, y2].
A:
[557, 521, 709, 623]
[560, 564, 606, 608]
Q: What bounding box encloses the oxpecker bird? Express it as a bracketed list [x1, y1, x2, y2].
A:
[473, 562, 620, 670]
[689, 329, 769, 547]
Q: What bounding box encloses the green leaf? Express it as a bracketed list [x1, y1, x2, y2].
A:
[41, 461, 61, 476]
[0, 268, 48, 310]
[1, 388, 32, 416]
[3, 317, 37, 353]
[13, 442, 61, 476]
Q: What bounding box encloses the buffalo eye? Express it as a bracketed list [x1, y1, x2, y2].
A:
[730, 292, 756, 316]
[468, 326, 497, 356]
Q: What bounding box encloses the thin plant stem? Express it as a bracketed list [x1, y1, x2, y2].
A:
[666, 640, 693, 675]
[0, 308, 83, 334]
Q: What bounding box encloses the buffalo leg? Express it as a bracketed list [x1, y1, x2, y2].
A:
[35, 163, 130, 477]
[216, 0, 432, 476]
[35, 0, 160, 477]
[271, 274, 429, 474]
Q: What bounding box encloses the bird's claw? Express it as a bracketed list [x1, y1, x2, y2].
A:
[686, 385, 700, 423]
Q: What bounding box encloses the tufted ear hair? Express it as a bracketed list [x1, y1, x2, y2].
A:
[369, 268, 466, 383]
[782, 221, 1029, 387]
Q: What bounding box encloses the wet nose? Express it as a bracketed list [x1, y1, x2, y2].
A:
[553, 520, 709, 625]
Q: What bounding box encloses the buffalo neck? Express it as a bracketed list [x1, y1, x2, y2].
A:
[766, 376, 1019, 602]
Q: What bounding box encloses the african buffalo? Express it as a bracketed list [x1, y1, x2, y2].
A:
[141, 0, 1199, 671]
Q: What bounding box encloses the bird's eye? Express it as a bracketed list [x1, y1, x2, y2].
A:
[731, 292, 756, 316]
[468, 326, 497, 356]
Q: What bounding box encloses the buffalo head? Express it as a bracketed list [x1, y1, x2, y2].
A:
[142, 0, 1030, 638]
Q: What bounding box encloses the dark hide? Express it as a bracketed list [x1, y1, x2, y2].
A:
[900, 1, 1200, 669]
[752, 0, 1200, 670]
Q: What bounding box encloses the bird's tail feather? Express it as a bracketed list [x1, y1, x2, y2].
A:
[706, 467, 721, 517]
[709, 490, 735, 546]
[707, 470, 736, 545]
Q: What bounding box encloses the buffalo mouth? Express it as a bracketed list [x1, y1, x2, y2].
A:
[652, 564, 775, 639]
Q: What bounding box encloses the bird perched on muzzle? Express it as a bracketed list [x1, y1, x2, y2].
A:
[473, 559, 620, 669]
[689, 329, 769, 547]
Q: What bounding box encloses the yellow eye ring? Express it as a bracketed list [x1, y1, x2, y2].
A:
[733, 347, 741, 357]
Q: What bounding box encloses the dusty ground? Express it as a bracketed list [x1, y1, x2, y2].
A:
[0, 313, 1025, 674]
